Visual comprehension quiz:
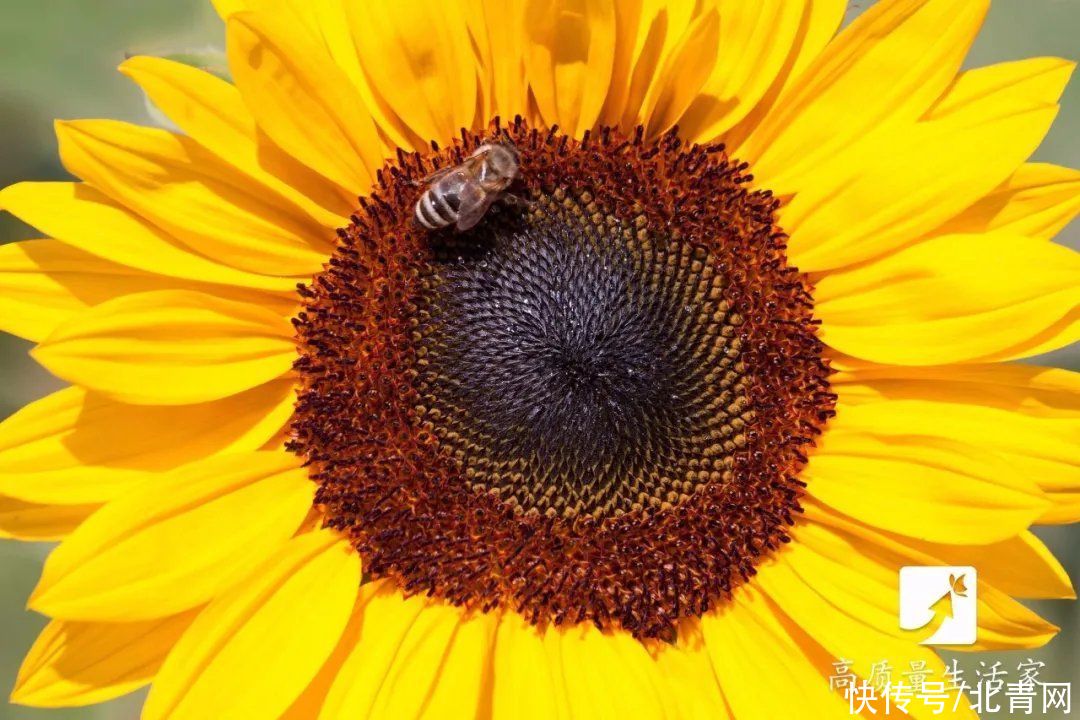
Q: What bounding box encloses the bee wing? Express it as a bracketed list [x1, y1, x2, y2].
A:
[425, 153, 487, 184]
[455, 184, 496, 232]
[420, 165, 456, 185]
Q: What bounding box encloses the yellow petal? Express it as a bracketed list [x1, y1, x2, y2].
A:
[119, 55, 352, 227]
[805, 411, 1048, 544]
[555, 621, 670, 719]
[463, 0, 495, 122]
[143, 529, 360, 720]
[1039, 492, 1080, 525]
[809, 501, 1074, 600]
[0, 182, 294, 292]
[655, 624, 730, 720]
[0, 238, 297, 343]
[591, 0, 641, 127]
[815, 233, 1080, 365]
[31, 452, 313, 622]
[320, 583, 497, 719]
[233, 0, 421, 154]
[793, 512, 1060, 652]
[637, 9, 720, 139]
[753, 551, 979, 720]
[723, 0, 847, 152]
[834, 381, 1080, 524]
[31, 290, 296, 405]
[934, 532, 1075, 600]
[0, 380, 294, 505]
[928, 56, 1075, 117]
[346, 0, 479, 145]
[280, 590, 368, 720]
[370, 606, 496, 718]
[934, 162, 1080, 240]
[211, 0, 245, 16]
[490, 612, 567, 719]
[305, 0, 423, 151]
[0, 496, 96, 542]
[783, 57, 1070, 271]
[317, 582, 426, 719]
[0, 238, 149, 343]
[611, 0, 700, 131]
[831, 361, 1080, 418]
[701, 585, 852, 719]
[490, 611, 679, 719]
[466, 0, 530, 124]
[11, 611, 199, 708]
[226, 10, 383, 194]
[834, 394, 1075, 477]
[55, 119, 331, 278]
[524, 0, 617, 138]
[679, 0, 807, 143]
[744, 0, 989, 195]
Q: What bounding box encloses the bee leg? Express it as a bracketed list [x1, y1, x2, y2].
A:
[500, 193, 533, 208]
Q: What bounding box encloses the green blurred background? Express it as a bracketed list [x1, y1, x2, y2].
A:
[0, 1, 1077, 718]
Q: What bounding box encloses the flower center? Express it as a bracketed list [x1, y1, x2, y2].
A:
[290, 119, 834, 639]
[418, 191, 748, 519]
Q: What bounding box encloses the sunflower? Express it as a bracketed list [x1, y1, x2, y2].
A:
[1, 0, 1079, 717]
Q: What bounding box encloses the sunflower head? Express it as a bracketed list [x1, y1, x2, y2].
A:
[289, 117, 834, 638]
[1, 0, 1077, 718]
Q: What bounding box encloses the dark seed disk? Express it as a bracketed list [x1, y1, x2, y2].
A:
[289, 119, 835, 639]
[418, 193, 750, 519]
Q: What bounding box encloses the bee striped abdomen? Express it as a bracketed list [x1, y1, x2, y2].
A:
[415, 188, 456, 230]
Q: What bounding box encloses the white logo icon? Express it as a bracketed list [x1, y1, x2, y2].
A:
[898, 566, 977, 646]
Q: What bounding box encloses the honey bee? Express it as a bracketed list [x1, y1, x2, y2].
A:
[414, 142, 521, 232]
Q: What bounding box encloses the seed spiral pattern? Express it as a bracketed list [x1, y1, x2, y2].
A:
[418, 193, 751, 519]
[290, 118, 835, 639]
